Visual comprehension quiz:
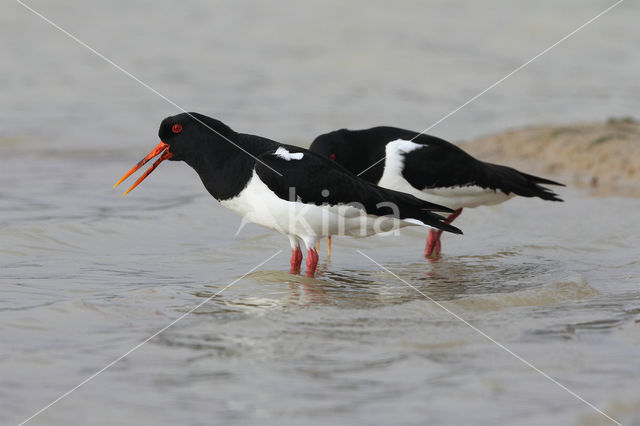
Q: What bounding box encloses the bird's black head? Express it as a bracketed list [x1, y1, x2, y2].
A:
[310, 129, 353, 167]
[310, 128, 390, 182]
[114, 112, 237, 195]
[158, 112, 236, 162]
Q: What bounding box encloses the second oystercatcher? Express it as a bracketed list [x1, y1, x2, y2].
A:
[114, 113, 462, 276]
[310, 126, 564, 259]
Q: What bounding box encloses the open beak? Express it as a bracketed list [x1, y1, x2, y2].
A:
[113, 141, 173, 195]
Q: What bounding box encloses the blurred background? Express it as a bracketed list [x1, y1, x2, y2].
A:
[2, 0, 638, 148]
[2, 1, 639, 425]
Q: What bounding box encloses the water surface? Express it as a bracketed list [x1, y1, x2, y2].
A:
[2, 1, 640, 425]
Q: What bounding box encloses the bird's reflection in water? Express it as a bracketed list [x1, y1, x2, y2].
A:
[194, 251, 552, 311]
[287, 280, 328, 305]
[280, 257, 330, 305]
[241, 258, 480, 308]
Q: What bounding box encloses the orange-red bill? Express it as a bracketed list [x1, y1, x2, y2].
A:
[114, 141, 172, 195]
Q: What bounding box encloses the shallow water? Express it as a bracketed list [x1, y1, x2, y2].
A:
[2, 1, 640, 425]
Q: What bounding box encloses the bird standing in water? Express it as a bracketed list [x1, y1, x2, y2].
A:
[115, 114, 462, 276]
[310, 126, 563, 259]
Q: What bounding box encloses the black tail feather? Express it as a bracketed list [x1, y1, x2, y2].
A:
[375, 187, 462, 234]
[422, 213, 463, 234]
[483, 163, 564, 202]
[520, 171, 566, 187]
[391, 193, 463, 234]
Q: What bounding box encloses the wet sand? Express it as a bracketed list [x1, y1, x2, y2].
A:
[462, 117, 640, 197]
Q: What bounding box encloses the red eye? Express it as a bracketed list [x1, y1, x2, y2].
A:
[172, 124, 182, 134]
[329, 153, 336, 161]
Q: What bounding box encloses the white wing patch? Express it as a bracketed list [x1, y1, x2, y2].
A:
[274, 147, 304, 161]
[388, 138, 423, 154]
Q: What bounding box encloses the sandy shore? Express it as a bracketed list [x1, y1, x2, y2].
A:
[462, 117, 640, 197]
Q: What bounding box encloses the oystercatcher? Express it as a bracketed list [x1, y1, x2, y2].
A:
[310, 126, 563, 259]
[114, 114, 462, 276]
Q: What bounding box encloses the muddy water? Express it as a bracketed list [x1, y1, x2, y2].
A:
[2, 1, 640, 425]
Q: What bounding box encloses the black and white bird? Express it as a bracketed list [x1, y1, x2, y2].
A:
[114, 114, 462, 276]
[310, 126, 563, 258]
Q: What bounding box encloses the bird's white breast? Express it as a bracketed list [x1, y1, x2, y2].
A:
[220, 171, 425, 242]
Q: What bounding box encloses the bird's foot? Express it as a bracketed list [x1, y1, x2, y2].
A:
[424, 208, 462, 260]
[290, 246, 303, 274]
[305, 248, 319, 277]
[425, 229, 443, 259]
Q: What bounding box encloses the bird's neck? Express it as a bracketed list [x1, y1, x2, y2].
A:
[184, 133, 278, 201]
[347, 138, 387, 184]
[344, 127, 420, 184]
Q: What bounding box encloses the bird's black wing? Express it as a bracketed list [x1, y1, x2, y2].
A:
[401, 135, 485, 189]
[402, 135, 564, 201]
[254, 146, 462, 234]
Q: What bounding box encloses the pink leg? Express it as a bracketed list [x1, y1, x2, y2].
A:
[305, 247, 319, 277]
[290, 246, 303, 274]
[425, 208, 463, 259]
[425, 229, 443, 259]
